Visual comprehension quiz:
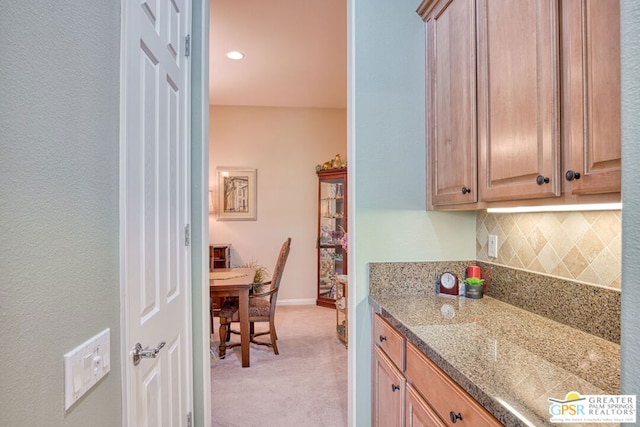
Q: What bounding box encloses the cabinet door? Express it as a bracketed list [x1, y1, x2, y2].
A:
[477, 0, 561, 201]
[424, 0, 477, 207]
[373, 346, 405, 427]
[405, 343, 503, 427]
[562, 0, 621, 195]
[406, 384, 446, 427]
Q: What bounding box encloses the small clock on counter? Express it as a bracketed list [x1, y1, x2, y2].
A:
[439, 272, 458, 296]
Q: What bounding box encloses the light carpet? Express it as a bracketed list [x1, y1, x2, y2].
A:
[210, 304, 348, 427]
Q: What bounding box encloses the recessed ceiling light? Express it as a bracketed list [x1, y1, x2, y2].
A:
[226, 51, 244, 60]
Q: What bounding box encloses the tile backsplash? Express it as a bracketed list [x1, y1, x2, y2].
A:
[476, 210, 621, 289]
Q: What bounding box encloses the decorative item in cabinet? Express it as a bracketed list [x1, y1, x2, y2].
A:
[209, 244, 231, 271]
[316, 167, 347, 308]
[335, 275, 348, 347]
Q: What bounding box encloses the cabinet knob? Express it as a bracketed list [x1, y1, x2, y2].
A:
[461, 186, 471, 195]
[536, 175, 550, 185]
[379, 335, 387, 343]
[450, 411, 463, 423]
[391, 384, 400, 392]
[565, 170, 581, 181]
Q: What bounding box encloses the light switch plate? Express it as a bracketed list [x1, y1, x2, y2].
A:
[64, 328, 110, 410]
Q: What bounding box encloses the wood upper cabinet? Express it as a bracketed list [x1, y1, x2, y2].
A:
[419, 0, 621, 209]
[561, 0, 621, 195]
[477, 0, 561, 202]
[419, 0, 478, 208]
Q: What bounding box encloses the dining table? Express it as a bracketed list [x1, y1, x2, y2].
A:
[210, 267, 256, 368]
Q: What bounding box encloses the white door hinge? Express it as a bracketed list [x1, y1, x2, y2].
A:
[185, 34, 190, 58]
[187, 412, 192, 427]
[184, 224, 190, 247]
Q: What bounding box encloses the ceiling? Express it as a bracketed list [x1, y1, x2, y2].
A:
[209, 0, 347, 109]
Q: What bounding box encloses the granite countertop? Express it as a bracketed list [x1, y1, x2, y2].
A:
[369, 293, 621, 427]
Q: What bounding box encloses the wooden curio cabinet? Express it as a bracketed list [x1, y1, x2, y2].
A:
[316, 168, 347, 308]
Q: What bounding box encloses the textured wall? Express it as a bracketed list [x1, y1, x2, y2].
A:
[477, 211, 621, 289]
[352, 0, 476, 425]
[0, 2, 121, 426]
[621, 0, 640, 406]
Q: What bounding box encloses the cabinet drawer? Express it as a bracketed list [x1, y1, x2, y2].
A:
[406, 343, 503, 427]
[373, 313, 405, 371]
[406, 383, 447, 427]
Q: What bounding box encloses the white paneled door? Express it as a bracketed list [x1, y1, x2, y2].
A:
[120, 0, 192, 426]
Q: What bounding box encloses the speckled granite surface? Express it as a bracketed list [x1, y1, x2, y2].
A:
[369, 262, 621, 427]
[476, 262, 620, 343]
[370, 261, 621, 343]
[369, 261, 472, 295]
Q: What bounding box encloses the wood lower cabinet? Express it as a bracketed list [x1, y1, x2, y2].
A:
[405, 342, 502, 427]
[373, 310, 406, 370]
[373, 346, 406, 427]
[372, 313, 503, 427]
[406, 383, 447, 427]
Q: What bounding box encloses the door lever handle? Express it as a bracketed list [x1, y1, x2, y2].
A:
[132, 341, 166, 366]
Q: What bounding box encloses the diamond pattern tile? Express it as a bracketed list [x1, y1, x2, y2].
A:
[477, 211, 621, 289]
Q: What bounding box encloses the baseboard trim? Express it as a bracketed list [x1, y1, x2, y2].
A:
[277, 298, 316, 306]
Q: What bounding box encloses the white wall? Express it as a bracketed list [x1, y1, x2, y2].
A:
[350, 0, 476, 424]
[0, 2, 121, 426]
[209, 106, 347, 302]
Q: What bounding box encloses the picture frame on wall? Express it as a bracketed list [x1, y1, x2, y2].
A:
[216, 167, 257, 220]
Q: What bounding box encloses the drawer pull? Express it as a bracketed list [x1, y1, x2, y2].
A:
[391, 384, 400, 392]
[450, 411, 463, 423]
[379, 335, 387, 342]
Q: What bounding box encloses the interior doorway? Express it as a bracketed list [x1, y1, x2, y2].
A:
[206, 0, 348, 424]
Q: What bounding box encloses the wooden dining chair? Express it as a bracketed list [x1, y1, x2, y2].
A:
[218, 237, 291, 358]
